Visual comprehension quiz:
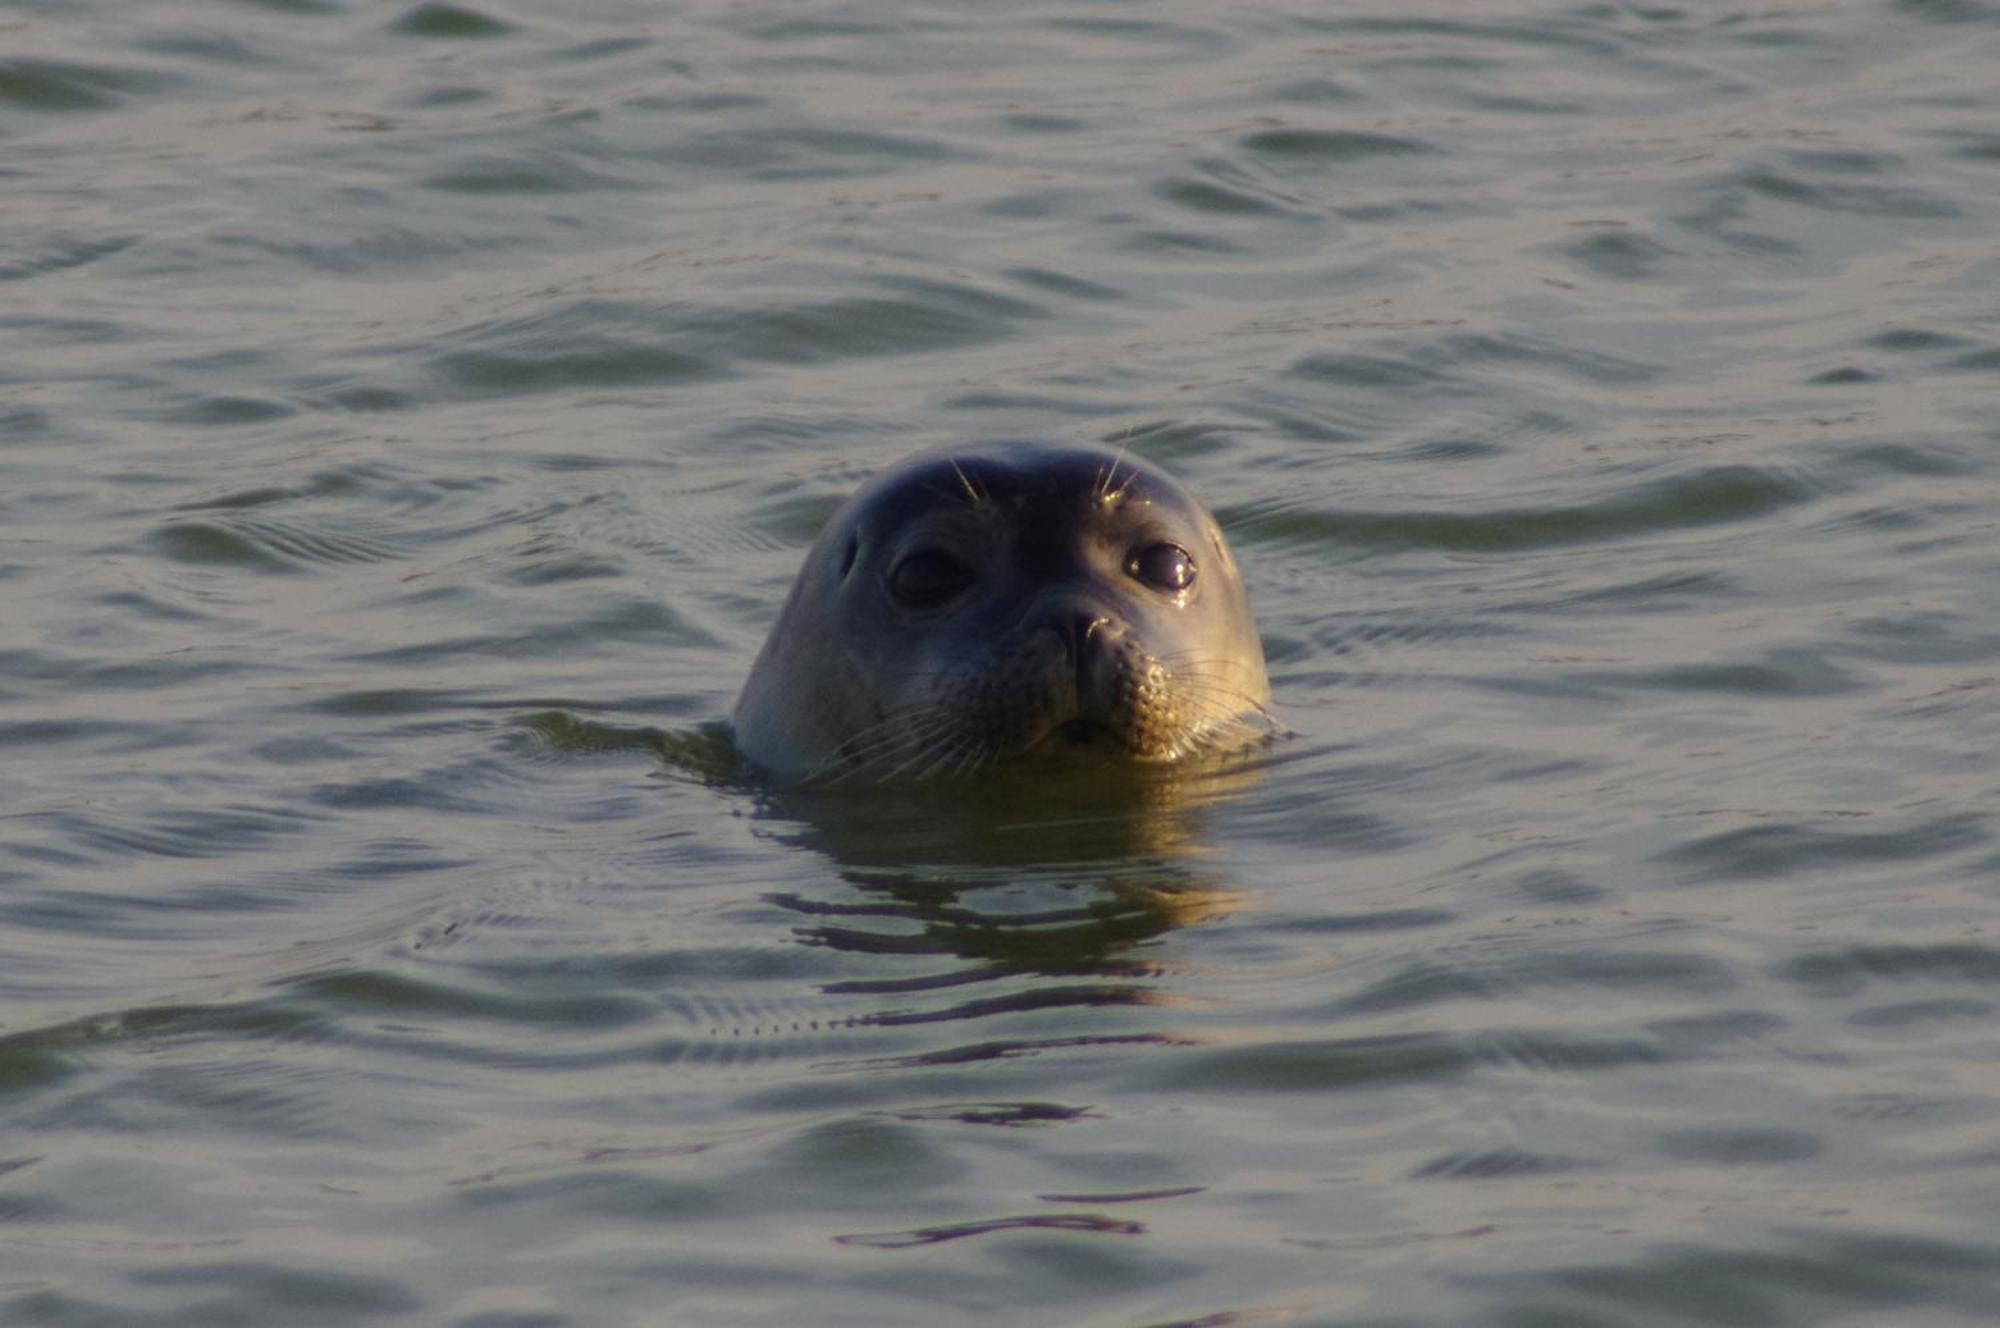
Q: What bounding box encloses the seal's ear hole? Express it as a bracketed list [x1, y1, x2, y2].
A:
[838, 533, 859, 580]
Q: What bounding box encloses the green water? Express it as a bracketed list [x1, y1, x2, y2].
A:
[5, 1, 2000, 1324]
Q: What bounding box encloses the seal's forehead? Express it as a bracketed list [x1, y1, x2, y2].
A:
[858, 444, 1195, 526]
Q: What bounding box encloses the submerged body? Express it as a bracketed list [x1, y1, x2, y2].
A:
[733, 442, 1270, 783]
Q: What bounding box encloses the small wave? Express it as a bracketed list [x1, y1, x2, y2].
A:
[1782, 942, 2000, 996]
[1563, 647, 1865, 699]
[422, 151, 638, 195]
[1333, 947, 1731, 1017]
[1239, 128, 1437, 162]
[1660, 812, 1989, 883]
[0, 234, 136, 283]
[25, 803, 326, 866]
[836, 1211, 1145, 1248]
[1146, 1032, 1475, 1093]
[1153, 175, 1301, 220]
[430, 282, 1047, 397]
[0, 57, 181, 113]
[1735, 162, 1962, 220]
[1411, 1147, 1596, 1180]
[1491, 1229, 2000, 1324]
[1559, 227, 1680, 282]
[388, 3, 515, 41]
[1231, 464, 1809, 555]
[653, 126, 960, 179]
[148, 516, 409, 572]
[287, 967, 655, 1031]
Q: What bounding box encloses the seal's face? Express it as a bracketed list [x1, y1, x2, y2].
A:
[733, 443, 1271, 783]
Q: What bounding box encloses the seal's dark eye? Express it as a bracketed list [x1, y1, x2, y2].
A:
[888, 549, 972, 608]
[1127, 541, 1196, 593]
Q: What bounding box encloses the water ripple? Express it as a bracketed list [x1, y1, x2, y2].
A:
[1240, 127, 1437, 162]
[15, 803, 326, 867]
[1781, 944, 2000, 996]
[1230, 463, 1811, 554]
[429, 282, 1047, 396]
[147, 516, 410, 572]
[0, 233, 137, 283]
[0, 57, 182, 112]
[6, 1, 2000, 1323]
[1661, 813, 1989, 883]
[389, 3, 515, 41]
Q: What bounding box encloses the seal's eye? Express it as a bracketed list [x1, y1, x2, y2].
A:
[888, 549, 972, 609]
[1127, 541, 1196, 593]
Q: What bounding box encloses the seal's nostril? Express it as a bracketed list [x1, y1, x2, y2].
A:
[1056, 612, 1112, 698]
[1057, 612, 1110, 664]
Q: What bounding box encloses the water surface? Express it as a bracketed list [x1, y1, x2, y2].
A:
[5, 0, 2000, 1324]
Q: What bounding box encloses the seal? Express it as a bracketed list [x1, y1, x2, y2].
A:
[733, 441, 1271, 783]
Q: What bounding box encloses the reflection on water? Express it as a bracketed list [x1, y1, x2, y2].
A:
[765, 754, 1270, 868]
[766, 762, 1264, 1065]
[529, 709, 1265, 1064]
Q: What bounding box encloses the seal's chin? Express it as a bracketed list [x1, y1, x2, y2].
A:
[1056, 716, 1121, 748]
[1019, 712, 1140, 764]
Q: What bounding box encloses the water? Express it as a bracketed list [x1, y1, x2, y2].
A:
[5, 0, 2000, 1323]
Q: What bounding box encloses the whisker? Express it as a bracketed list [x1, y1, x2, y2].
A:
[1102, 430, 1133, 504]
[806, 700, 965, 783]
[950, 737, 993, 778]
[946, 455, 984, 508]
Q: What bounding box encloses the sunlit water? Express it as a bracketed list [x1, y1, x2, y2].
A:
[5, 0, 2000, 1323]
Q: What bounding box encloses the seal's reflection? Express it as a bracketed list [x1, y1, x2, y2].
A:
[756, 758, 1269, 1059]
[526, 711, 1272, 1059]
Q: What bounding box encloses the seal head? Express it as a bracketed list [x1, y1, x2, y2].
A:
[733, 442, 1270, 783]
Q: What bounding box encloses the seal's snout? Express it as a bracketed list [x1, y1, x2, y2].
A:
[1030, 598, 1125, 705]
[1013, 597, 1138, 749]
